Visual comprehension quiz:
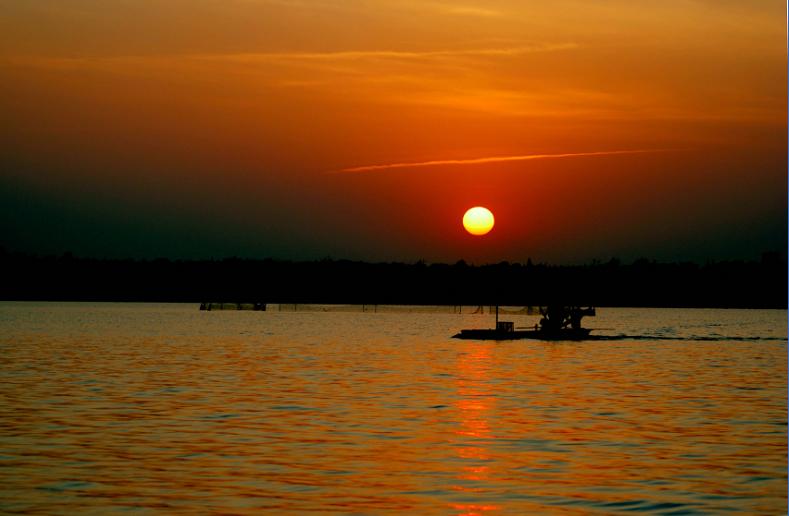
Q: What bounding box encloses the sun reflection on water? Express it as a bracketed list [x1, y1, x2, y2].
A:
[452, 343, 500, 514]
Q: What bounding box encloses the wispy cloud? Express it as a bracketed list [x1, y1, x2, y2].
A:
[1, 43, 577, 70]
[334, 149, 669, 173]
[241, 0, 505, 18]
[433, 4, 503, 17]
[194, 43, 577, 62]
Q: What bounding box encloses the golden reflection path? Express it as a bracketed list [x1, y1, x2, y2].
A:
[452, 342, 500, 516]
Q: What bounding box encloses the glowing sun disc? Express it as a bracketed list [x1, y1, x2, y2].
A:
[463, 206, 494, 235]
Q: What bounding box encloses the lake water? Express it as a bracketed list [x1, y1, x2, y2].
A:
[0, 303, 786, 514]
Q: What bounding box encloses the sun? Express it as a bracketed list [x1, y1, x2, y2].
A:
[463, 206, 494, 236]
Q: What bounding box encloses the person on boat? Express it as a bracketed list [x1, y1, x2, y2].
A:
[539, 305, 566, 332]
[540, 305, 595, 332]
[569, 306, 583, 330]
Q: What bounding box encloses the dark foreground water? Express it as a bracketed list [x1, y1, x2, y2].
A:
[0, 303, 786, 514]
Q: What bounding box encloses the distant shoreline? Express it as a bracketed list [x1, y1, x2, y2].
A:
[2, 251, 785, 309]
[1, 301, 786, 311]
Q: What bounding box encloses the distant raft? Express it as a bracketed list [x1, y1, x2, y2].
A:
[200, 303, 266, 311]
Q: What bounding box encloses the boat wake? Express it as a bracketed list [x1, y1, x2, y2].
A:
[571, 334, 787, 342]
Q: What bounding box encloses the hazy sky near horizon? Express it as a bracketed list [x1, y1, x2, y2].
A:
[1, 0, 786, 263]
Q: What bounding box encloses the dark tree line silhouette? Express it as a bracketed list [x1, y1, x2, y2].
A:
[0, 248, 785, 308]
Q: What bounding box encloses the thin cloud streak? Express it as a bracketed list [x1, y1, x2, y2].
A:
[1, 43, 577, 70]
[191, 43, 578, 62]
[335, 149, 671, 173]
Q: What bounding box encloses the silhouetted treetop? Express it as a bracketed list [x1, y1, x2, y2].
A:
[0, 249, 785, 308]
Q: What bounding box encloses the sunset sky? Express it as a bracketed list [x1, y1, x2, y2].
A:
[1, 0, 786, 263]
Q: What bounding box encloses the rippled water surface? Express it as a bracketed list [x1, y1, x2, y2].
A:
[0, 303, 786, 514]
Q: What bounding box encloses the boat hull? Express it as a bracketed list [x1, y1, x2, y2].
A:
[452, 328, 592, 341]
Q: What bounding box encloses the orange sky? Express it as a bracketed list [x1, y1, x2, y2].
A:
[0, 1, 786, 262]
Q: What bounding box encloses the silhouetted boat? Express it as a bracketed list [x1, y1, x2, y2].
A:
[452, 327, 592, 341]
[452, 305, 596, 341]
